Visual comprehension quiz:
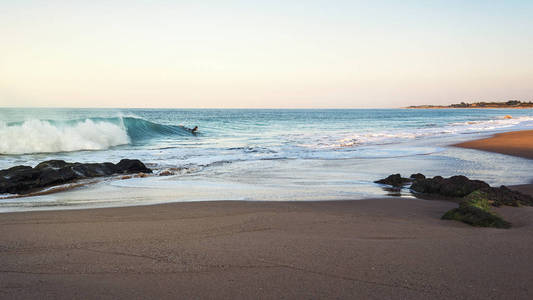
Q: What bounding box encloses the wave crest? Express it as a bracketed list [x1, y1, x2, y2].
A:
[0, 119, 130, 155]
[0, 117, 194, 155]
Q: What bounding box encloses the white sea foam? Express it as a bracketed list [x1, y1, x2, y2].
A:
[314, 115, 533, 149]
[0, 119, 130, 154]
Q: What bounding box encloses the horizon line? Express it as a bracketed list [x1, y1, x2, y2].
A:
[0, 106, 408, 110]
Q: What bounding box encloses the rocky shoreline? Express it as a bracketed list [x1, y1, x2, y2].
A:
[2, 157, 531, 230]
[375, 173, 533, 228]
[0, 159, 152, 195]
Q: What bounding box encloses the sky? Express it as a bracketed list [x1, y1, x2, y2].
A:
[1, 0, 532, 108]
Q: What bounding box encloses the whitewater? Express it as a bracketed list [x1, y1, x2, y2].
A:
[0, 119, 129, 154]
[1, 108, 533, 211]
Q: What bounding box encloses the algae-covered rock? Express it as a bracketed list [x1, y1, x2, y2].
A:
[410, 175, 490, 197]
[442, 206, 511, 229]
[441, 190, 511, 229]
[481, 186, 533, 207]
[462, 190, 492, 210]
[375, 172, 529, 228]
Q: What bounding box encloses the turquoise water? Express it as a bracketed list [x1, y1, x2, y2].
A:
[1, 108, 533, 211]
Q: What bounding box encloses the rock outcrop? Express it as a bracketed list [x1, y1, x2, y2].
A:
[0, 159, 152, 195]
[409, 173, 426, 180]
[441, 190, 511, 229]
[374, 174, 411, 187]
[410, 175, 490, 198]
[375, 173, 533, 228]
[481, 185, 533, 207]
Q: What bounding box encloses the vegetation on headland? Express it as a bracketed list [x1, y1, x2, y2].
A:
[406, 100, 533, 109]
[375, 174, 533, 228]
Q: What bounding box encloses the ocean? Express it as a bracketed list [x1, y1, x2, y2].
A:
[1, 108, 533, 212]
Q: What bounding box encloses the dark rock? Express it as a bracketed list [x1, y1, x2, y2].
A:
[37, 167, 77, 187]
[0, 159, 152, 195]
[72, 162, 118, 177]
[375, 171, 532, 228]
[410, 176, 442, 194]
[374, 174, 411, 187]
[439, 176, 490, 197]
[410, 175, 489, 198]
[481, 185, 533, 207]
[116, 159, 152, 174]
[0, 165, 33, 178]
[410, 173, 425, 180]
[35, 160, 69, 170]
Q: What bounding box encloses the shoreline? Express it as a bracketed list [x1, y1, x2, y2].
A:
[2, 130, 533, 298]
[453, 129, 533, 159]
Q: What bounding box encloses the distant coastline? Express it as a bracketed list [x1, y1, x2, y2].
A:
[406, 100, 533, 109]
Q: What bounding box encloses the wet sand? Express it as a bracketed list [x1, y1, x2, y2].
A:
[454, 130, 533, 159]
[1, 197, 533, 299]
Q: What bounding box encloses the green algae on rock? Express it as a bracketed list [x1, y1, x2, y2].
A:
[442, 191, 511, 229]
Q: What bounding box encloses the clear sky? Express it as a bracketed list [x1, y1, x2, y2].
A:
[1, 0, 532, 108]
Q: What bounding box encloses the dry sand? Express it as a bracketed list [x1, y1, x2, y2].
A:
[454, 129, 533, 159]
[2, 130, 533, 299]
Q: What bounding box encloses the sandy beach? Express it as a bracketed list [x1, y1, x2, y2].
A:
[1, 130, 533, 299]
[454, 130, 533, 159]
[4, 0, 533, 298]
[1, 198, 533, 299]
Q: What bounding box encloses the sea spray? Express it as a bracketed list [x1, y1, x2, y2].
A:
[0, 119, 130, 154]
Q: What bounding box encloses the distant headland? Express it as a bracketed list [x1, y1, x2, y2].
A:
[406, 100, 533, 109]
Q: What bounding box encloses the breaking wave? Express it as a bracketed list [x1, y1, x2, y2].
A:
[0, 117, 193, 155]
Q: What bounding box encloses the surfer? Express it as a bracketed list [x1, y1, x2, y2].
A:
[178, 125, 198, 133]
